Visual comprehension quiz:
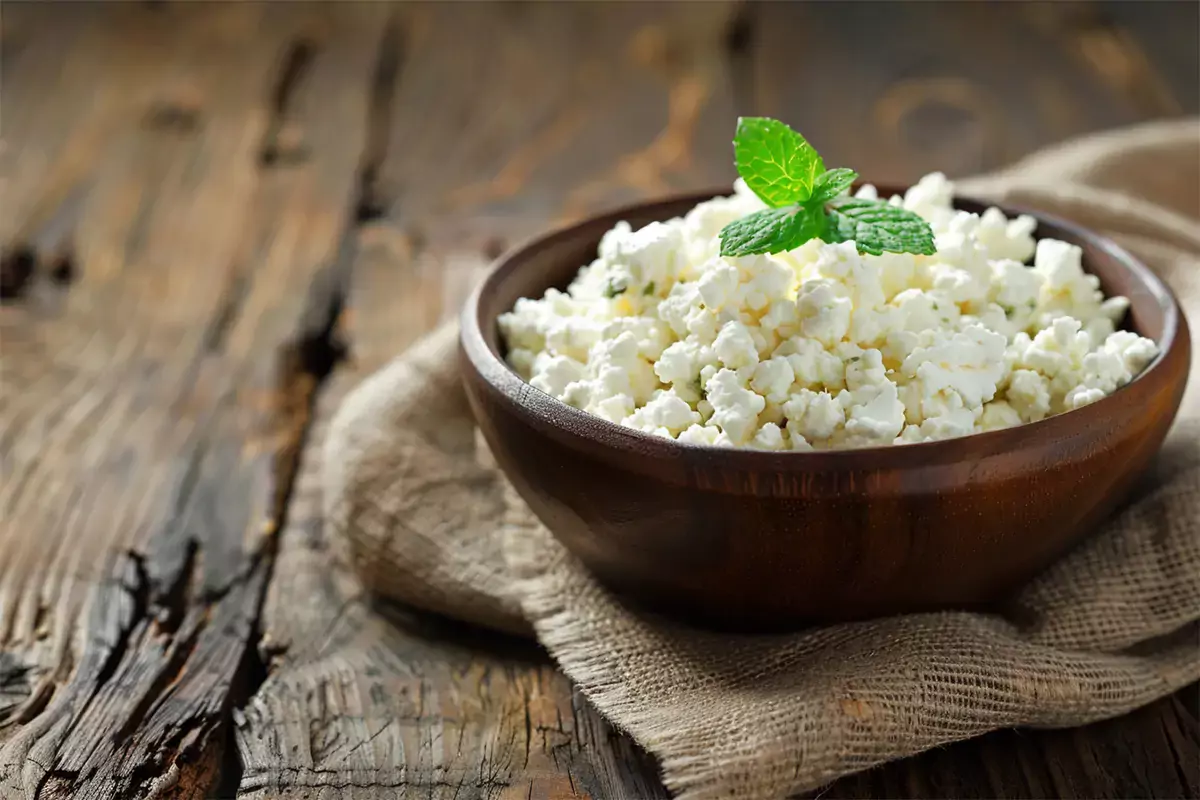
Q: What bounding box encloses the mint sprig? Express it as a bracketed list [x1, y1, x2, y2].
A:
[719, 117, 935, 258]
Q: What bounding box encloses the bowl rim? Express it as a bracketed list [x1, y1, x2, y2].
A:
[461, 186, 1188, 469]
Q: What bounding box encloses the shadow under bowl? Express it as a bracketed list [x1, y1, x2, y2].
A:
[460, 187, 1191, 631]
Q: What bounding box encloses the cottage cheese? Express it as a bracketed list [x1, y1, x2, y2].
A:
[498, 173, 1158, 449]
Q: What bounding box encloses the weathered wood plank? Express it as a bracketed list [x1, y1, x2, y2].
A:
[2, 1, 284, 732]
[237, 238, 670, 800]
[1, 4, 381, 797]
[373, 0, 740, 247]
[0, 5, 151, 300]
[236, 2, 744, 796]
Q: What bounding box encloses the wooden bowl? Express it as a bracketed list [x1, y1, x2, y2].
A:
[460, 188, 1190, 631]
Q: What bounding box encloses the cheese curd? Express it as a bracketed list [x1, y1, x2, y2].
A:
[498, 174, 1158, 449]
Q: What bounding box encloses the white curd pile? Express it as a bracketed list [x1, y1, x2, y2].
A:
[498, 174, 1158, 450]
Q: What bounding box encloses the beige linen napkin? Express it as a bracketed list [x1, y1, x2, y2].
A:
[324, 118, 1200, 800]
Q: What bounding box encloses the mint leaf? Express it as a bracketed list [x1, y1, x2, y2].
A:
[719, 205, 827, 257]
[734, 117, 825, 207]
[809, 168, 858, 205]
[824, 197, 935, 256]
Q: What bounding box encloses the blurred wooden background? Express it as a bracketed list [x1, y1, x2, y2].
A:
[1, 2, 1196, 798]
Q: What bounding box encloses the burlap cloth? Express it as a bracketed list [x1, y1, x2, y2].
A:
[325, 119, 1200, 799]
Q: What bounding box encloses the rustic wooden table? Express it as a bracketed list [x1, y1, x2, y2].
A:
[1, 3, 1197, 798]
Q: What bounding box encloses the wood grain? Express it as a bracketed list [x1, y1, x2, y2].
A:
[235, 3, 737, 796]
[0, 2, 1196, 798]
[748, 0, 1199, 185]
[1, 4, 381, 797]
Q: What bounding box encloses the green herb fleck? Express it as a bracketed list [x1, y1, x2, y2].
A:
[847, 356, 860, 363]
[719, 117, 935, 258]
[643, 281, 656, 296]
[1000, 304, 1016, 318]
[603, 278, 627, 299]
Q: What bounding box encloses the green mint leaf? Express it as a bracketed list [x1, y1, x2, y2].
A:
[719, 205, 827, 257]
[823, 197, 936, 256]
[733, 117, 825, 207]
[809, 168, 858, 205]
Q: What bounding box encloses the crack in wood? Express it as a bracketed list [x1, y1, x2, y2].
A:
[201, 251, 353, 796]
[202, 270, 252, 355]
[151, 539, 197, 636]
[2, 9, 397, 796]
[355, 14, 404, 223]
[215, 13, 406, 794]
[0, 656, 35, 725]
[93, 552, 151, 692]
[260, 38, 318, 167]
[110, 609, 206, 743]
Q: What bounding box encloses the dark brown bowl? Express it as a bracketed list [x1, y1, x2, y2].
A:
[460, 187, 1191, 631]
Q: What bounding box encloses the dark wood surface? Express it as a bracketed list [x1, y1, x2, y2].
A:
[460, 189, 1191, 630]
[0, 2, 1195, 798]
